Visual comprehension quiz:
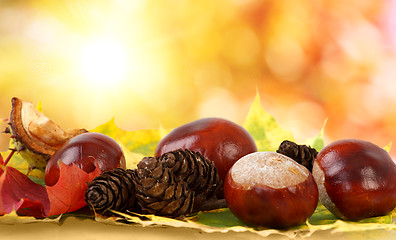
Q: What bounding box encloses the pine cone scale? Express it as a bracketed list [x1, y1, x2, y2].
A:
[163, 185, 176, 200]
[174, 182, 183, 199]
[151, 165, 164, 179]
[136, 168, 150, 178]
[145, 201, 167, 211]
[137, 195, 156, 205]
[161, 199, 183, 215]
[140, 178, 156, 188]
[146, 181, 169, 197]
[178, 192, 194, 215]
[177, 162, 189, 178]
[160, 167, 171, 182]
[137, 157, 156, 170]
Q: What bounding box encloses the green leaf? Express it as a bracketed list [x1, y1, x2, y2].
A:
[243, 94, 294, 152]
[91, 118, 170, 168]
[305, 203, 339, 226]
[35, 100, 43, 112]
[384, 142, 392, 153]
[196, 209, 247, 228]
[28, 176, 46, 187]
[305, 202, 391, 226]
[195, 202, 394, 232]
[4, 148, 44, 179]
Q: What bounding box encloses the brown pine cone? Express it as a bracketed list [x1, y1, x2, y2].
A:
[85, 149, 223, 217]
[85, 168, 136, 214]
[133, 157, 194, 217]
[276, 140, 318, 172]
[159, 149, 222, 210]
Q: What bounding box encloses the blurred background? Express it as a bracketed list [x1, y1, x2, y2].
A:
[1, 0, 396, 157]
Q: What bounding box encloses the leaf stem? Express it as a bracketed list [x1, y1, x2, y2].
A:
[3, 149, 16, 166]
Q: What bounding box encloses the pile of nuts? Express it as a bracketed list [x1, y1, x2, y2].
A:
[5, 98, 396, 229]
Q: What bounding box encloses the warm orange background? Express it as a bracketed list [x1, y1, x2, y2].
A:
[1, 0, 396, 158]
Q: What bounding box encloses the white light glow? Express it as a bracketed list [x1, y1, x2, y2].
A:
[78, 38, 129, 87]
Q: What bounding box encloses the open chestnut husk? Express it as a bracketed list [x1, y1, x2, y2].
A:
[312, 139, 396, 221]
[6, 97, 87, 171]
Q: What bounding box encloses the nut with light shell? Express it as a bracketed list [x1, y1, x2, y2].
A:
[312, 139, 396, 221]
[224, 152, 319, 228]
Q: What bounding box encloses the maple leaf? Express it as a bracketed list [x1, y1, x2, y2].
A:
[91, 118, 168, 168]
[46, 161, 101, 216]
[243, 94, 294, 152]
[0, 153, 50, 218]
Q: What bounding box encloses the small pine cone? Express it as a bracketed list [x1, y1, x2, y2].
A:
[133, 157, 194, 217]
[85, 168, 136, 214]
[159, 149, 222, 210]
[276, 140, 318, 172]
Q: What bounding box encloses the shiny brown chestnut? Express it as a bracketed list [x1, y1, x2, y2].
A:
[224, 152, 319, 228]
[155, 117, 257, 182]
[312, 139, 396, 221]
[45, 132, 126, 186]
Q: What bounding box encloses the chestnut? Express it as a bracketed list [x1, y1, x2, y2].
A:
[312, 139, 396, 221]
[224, 152, 319, 228]
[155, 118, 257, 182]
[45, 132, 126, 186]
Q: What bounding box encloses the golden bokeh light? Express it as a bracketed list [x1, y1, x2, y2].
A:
[1, 0, 396, 158]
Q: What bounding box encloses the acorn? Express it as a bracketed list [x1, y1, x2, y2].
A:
[6, 97, 87, 172]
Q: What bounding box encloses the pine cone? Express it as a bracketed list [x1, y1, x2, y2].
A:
[159, 149, 221, 210]
[276, 140, 318, 172]
[133, 156, 194, 217]
[85, 149, 223, 217]
[85, 168, 136, 214]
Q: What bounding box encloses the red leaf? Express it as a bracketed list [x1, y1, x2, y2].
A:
[46, 161, 101, 216]
[0, 166, 50, 218]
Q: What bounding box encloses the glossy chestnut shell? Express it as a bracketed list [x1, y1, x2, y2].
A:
[155, 118, 257, 182]
[313, 139, 396, 220]
[224, 152, 319, 228]
[45, 132, 126, 186]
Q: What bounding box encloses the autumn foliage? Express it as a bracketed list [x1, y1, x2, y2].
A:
[0, 152, 101, 217]
[0, 153, 49, 217]
[47, 162, 101, 216]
